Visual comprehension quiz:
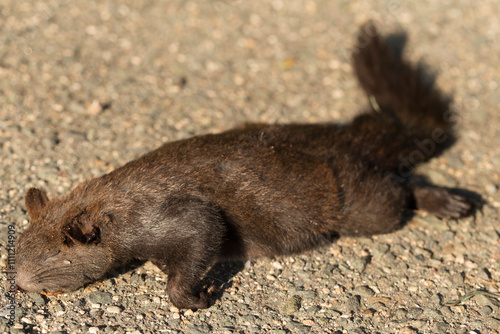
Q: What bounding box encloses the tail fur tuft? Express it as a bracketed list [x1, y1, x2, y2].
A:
[350, 21, 456, 172]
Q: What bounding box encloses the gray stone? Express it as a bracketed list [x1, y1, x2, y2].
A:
[28, 293, 46, 306]
[88, 291, 113, 305]
[435, 321, 449, 332]
[479, 305, 493, 316]
[408, 307, 424, 318]
[185, 323, 211, 334]
[353, 286, 375, 297]
[351, 257, 370, 273]
[280, 295, 302, 315]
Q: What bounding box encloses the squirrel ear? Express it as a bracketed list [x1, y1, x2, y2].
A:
[25, 188, 49, 220]
[63, 210, 102, 245]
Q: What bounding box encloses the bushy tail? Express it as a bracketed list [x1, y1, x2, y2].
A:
[349, 22, 456, 173]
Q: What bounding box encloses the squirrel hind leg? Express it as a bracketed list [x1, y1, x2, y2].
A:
[410, 184, 474, 219]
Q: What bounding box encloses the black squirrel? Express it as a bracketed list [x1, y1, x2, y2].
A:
[16, 22, 474, 310]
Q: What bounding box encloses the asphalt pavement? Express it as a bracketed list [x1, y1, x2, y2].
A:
[1, 1, 499, 333]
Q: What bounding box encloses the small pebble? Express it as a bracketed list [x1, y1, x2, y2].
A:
[353, 286, 375, 297]
[88, 291, 112, 305]
[408, 307, 423, 318]
[479, 305, 493, 316]
[107, 306, 122, 314]
[351, 256, 370, 273]
[435, 322, 449, 332]
[281, 295, 302, 315]
[486, 183, 498, 194]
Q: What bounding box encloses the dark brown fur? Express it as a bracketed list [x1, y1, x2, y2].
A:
[16, 23, 474, 310]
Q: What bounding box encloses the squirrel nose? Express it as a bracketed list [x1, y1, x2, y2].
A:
[14, 270, 32, 293]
